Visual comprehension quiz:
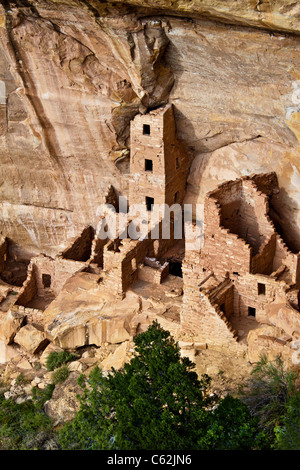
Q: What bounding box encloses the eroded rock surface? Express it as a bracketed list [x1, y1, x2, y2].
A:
[0, 1, 299, 256]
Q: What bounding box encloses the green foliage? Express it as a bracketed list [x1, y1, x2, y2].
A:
[274, 392, 300, 450]
[15, 373, 30, 386]
[52, 365, 70, 385]
[239, 354, 298, 445]
[46, 350, 78, 371]
[59, 321, 262, 451]
[205, 395, 267, 450]
[0, 384, 56, 450]
[31, 384, 55, 410]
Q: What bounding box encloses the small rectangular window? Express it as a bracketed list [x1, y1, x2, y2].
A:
[42, 273, 51, 288]
[176, 157, 180, 169]
[174, 191, 179, 203]
[248, 306, 256, 317]
[143, 124, 150, 135]
[145, 159, 153, 172]
[146, 196, 154, 211]
[258, 283, 266, 296]
[220, 303, 226, 314]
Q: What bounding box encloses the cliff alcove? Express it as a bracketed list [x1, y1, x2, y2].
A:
[0, 0, 300, 418]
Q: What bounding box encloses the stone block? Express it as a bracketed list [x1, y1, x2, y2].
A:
[14, 324, 49, 354]
[0, 310, 25, 345]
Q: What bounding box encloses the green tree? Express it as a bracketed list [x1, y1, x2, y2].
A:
[275, 392, 300, 450]
[59, 321, 262, 450]
[239, 354, 298, 446]
[0, 384, 56, 450]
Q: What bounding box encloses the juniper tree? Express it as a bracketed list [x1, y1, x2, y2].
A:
[59, 321, 263, 450]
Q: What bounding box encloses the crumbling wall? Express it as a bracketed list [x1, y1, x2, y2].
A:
[103, 222, 175, 298]
[88, 237, 106, 268]
[201, 194, 252, 275]
[180, 270, 241, 354]
[251, 233, 277, 275]
[208, 279, 234, 320]
[181, 172, 300, 353]
[16, 264, 37, 307]
[59, 226, 94, 262]
[138, 258, 169, 284]
[103, 235, 156, 298]
[273, 235, 300, 284]
[32, 255, 86, 297]
[215, 177, 274, 256]
[234, 272, 285, 318]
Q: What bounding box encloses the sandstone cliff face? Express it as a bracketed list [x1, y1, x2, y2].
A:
[107, 0, 300, 34]
[0, 0, 300, 257]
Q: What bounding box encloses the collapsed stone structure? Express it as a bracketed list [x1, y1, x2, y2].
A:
[181, 172, 300, 357]
[0, 104, 300, 370]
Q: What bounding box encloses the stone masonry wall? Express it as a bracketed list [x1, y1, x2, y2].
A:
[103, 221, 176, 298]
[181, 266, 242, 354]
[32, 255, 86, 297]
[234, 272, 286, 318]
[16, 264, 37, 307]
[181, 172, 300, 353]
[201, 194, 252, 276]
[251, 233, 277, 275]
[129, 104, 188, 210]
[59, 226, 94, 262]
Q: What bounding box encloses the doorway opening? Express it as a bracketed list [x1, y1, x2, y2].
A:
[169, 261, 182, 278]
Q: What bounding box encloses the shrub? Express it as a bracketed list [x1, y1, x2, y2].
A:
[59, 321, 262, 450]
[0, 385, 56, 450]
[274, 392, 300, 450]
[52, 366, 70, 385]
[15, 373, 30, 386]
[31, 384, 55, 410]
[239, 354, 298, 445]
[46, 350, 78, 372]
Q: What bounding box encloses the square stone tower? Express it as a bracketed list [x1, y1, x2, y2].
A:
[129, 104, 188, 211]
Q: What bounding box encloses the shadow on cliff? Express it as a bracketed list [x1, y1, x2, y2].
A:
[269, 187, 300, 253]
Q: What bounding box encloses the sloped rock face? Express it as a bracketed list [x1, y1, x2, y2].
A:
[43, 372, 83, 427]
[108, 0, 300, 34]
[0, 1, 174, 257]
[42, 272, 140, 349]
[0, 1, 300, 257]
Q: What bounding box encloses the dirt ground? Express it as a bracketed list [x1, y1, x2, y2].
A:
[195, 348, 253, 397]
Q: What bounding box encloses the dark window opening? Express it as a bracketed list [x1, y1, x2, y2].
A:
[220, 302, 226, 314]
[248, 306, 256, 317]
[145, 159, 153, 172]
[258, 283, 266, 296]
[233, 272, 240, 276]
[42, 273, 51, 288]
[176, 157, 180, 170]
[146, 196, 154, 211]
[143, 124, 151, 135]
[174, 191, 179, 203]
[169, 261, 182, 278]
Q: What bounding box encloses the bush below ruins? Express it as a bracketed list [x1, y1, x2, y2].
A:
[58, 322, 267, 450]
[0, 323, 299, 450]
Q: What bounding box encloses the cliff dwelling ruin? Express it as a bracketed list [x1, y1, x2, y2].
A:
[0, 101, 300, 371]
